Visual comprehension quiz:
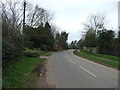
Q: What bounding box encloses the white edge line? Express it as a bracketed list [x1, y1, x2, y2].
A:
[79, 65, 97, 78]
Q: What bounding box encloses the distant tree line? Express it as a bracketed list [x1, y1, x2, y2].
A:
[69, 13, 120, 56]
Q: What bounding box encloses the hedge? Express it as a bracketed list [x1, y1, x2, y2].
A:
[24, 51, 40, 57]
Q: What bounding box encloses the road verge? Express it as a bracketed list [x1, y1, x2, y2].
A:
[73, 50, 119, 70]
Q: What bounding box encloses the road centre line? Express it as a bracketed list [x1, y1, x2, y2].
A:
[79, 65, 97, 78]
[69, 59, 75, 64]
[64, 55, 75, 64]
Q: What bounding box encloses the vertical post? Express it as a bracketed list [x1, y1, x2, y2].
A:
[23, 0, 26, 34]
[118, 1, 120, 37]
[22, 0, 26, 49]
[118, 1, 120, 57]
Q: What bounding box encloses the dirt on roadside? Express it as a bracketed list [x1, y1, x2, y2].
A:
[31, 59, 56, 88]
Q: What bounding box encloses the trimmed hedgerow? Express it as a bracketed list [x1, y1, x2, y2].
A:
[24, 51, 40, 57]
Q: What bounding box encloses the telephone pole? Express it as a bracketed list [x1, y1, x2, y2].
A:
[23, 0, 26, 34]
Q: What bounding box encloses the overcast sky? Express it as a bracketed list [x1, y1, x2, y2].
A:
[27, 0, 119, 43]
[118, 1, 120, 27]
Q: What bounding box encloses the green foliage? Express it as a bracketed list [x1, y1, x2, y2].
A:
[33, 48, 40, 51]
[2, 41, 15, 62]
[97, 30, 115, 55]
[41, 44, 51, 51]
[2, 19, 23, 49]
[84, 29, 96, 47]
[118, 31, 120, 57]
[24, 47, 32, 51]
[24, 51, 40, 57]
[83, 13, 119, 57]
[55, 32, 69, 50]
[80, 50, 120, 62]
[80, 49, 92, 54]
[24, 22, 55, 50]
[39, 51, 52, 56]
[24, 41, 34, 49]
[2, 40, 22, 62]
[3, 56, 43, 88]
[93, 53, 120, 62]
[2, 18, 23, 63]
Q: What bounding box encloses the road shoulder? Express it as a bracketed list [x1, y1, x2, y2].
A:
[32, 56, 56, 88]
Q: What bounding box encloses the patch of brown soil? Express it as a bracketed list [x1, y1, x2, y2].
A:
[31, 59, 56, 88]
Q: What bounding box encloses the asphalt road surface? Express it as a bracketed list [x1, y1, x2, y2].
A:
[47, 50, 118, 88]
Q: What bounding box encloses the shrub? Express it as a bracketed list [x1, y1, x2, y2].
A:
[2, 41, 22, 62]
[24, 51, 40, 57]
[24, 41, 34, 49]
[24, 47, 32, 52]
[33, 48, 40, 51]
[41, 44, 51, 51]
[2, 14, 23, 64]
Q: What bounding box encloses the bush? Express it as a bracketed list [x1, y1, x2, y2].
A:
[2, 15, 23, 64]
[24, 51, 40, 57]
[41, 44, 51, 51]
[24, 41, 34, 49]
[2, 41, 22, 62]
[24, 47, 32, 52]
[33, 48, 40, 51]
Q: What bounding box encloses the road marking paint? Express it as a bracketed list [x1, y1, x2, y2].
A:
[64, 55, 75, 64]
[79, 65, 97, 78]
[69, 59, 75, 64]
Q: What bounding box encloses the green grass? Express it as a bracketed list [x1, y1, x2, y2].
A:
[73, 50, 119, 68]
[92, 53, 120, 62]
[3, 56, 44, 88]
[80, 50, 120, 62]
[80, 50, 92, 55]
[39, 51, 52, 56]
[25, 49, 52, 56]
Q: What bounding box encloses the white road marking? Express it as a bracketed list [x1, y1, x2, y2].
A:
[79, 65, 97, 78]
[64, 55, 75, 64]
[64, 55, 97, 78]
[69, 59, 75, 64]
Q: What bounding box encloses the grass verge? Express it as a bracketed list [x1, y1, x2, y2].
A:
[3, 56, 45, 88]
[39, 51, 52, 56]
[73, 50, 119, 69]
[80, 50, 120, 62]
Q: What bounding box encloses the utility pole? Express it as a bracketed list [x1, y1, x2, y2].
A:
[23, 0, 26, 34]
[118, 1, 120, 41]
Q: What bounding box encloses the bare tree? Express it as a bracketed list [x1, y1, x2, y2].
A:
[1, 0, 24, 31]
[51, 24, 61, 38]
[83, 13, 107, 34]
[26, 5, 54, 27]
